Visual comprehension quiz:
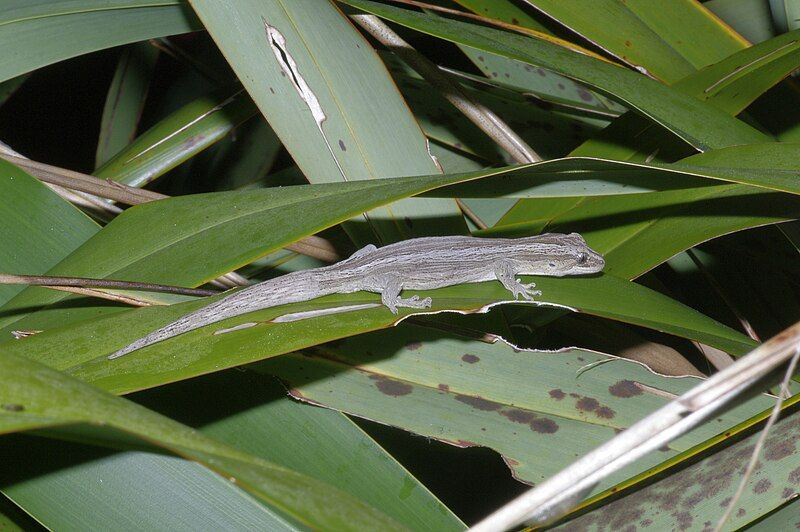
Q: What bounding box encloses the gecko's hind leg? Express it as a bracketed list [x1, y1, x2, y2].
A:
[494, 260, 542, 300]
[380, 276, 432, 314]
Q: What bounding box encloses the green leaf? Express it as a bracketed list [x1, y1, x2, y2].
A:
[386, 57, 608, 161]
[705, 0, 777, 44]
[570, 29, 800, 162]
[136, 370, 464, 530]
[558, 409, 800, 530]
[342, 0, 768, 151]
[0, 160, 98, 307]
[427, 148, 800, 198]
[95, 89, 257, 188]
[3, 273, 754, 397]
[453, 2, 625, 114]
[2, 369, 462, 531]
[0, 351, 404, 530]
[1, 440, 297, 530]
[95, 42, 159, 167]
[522, 0, 746, 81]
[492, 145, 800, 280]
[189, 0, 465, 243]
[0, 0, 200, 84]
[255, 323, 772, 488]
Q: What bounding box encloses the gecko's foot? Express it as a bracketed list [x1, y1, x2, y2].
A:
[394, 295, 433, 310]
[512, 280, 541, 300]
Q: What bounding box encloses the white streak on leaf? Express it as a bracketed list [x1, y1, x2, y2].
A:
[213, 322, 258, 335]
[272, 303, 381, 323]
[264, 20, 347, 181]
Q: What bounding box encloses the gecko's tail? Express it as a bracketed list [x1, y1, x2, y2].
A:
[107, 269, 320, 360]
[107, 295, 247, 360]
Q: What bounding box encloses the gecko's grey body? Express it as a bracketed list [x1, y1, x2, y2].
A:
[108, 234, 604, 359]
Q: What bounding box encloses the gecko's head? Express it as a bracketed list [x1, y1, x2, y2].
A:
[517, 232, 605, 277]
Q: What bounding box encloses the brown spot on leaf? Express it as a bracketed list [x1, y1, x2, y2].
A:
[405, 341, 422, 351]
[338, 139, 346, 151]
[461, 354, 480, 364]
[511, 18, 519, 24]
[783, 487, 795, 498]
[640, 519, 653, 527]
[549, 389, 565, 400]
[674, 511, 692, 530]
[1, 403, 23, 412]
[765, 439, 795, 461]
[753, 478, 772, 494]
[531, 418, 558, 434]
[596, 406, 616, 419]
[455, 394, 501, 411]
[683, 490, 705, 508]
[576, 397, 599, 412]
[610, 380, 642, 398]
[370, 375, 412, 396]
[501, 409, 535, 424]
[536, 68, 546, 77]
[438, 383, 449, 392]
[790, 466, 800, 484]
[737, 508, 746, 517]
[625, 40, 632, 47]
[477, 55, 485, 62]
[269, 87, 275, 94]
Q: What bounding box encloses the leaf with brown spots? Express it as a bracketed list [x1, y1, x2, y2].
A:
[556, 406, 800, 531]
[256, 323, 774, 488]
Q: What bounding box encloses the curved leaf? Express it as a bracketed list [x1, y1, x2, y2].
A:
[0, 350, 404, 530]
[256, 323, 772, 487]
[4, 272, 755, 397]
[0, 0, 200, 84]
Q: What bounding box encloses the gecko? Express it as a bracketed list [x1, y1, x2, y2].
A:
[108, 233, 604, 359]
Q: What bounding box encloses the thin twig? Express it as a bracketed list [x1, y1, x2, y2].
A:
[0, 273, 218, 297]
[455, 199, 488, 230]
[47, 286, 156, 307]
[0, 153, 166, 205]
[351, 14, 541, 164]
[713, 344, 800, 531]
[0, 141, 122, 217]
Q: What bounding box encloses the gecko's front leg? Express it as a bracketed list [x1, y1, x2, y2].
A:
[379, 275, 432, 314]
[494, 260, 542, 300]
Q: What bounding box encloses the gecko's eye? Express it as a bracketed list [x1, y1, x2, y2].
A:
[577, 252, 588, 264]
